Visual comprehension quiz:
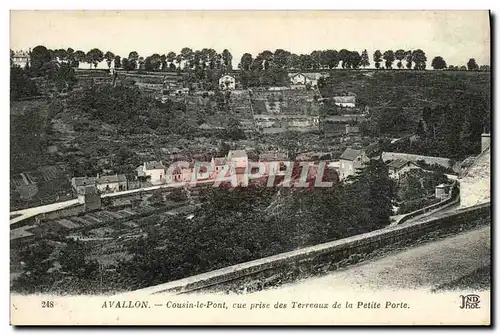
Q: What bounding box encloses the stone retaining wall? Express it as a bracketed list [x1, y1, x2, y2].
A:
[129, 202, 490, 296]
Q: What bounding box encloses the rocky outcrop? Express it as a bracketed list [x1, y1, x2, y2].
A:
[459, 146, 490, 208]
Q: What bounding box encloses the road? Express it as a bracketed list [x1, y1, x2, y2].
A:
[9, 179, 214, 225]
[255, 225, 490, 294]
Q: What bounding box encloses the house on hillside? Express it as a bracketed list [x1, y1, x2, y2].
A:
[345, 124, 360, 135]
[136, 161, 166, 185]
[339, 147, 370, 180]
[386, 159, 422, 180]
[167, 165, 192, 183]
[72, 174, 127, 194]
[289, 73, 321, 87]
[12, 50, 30, 68]
[77, 185, 102, 211]
[228, 150, 248, 186]
[210, 157, 228, 177]
[219, 74, 236, 90]
[258, 151, 289, 175]
[333, 96, 356, 108]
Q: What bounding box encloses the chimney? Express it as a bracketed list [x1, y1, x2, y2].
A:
[481, 133, 491, 152]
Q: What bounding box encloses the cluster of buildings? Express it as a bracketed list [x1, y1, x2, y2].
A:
[338, 145, 425, 182]
[135, 150, 250, 187]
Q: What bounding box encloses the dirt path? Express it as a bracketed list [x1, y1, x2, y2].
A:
[259, 225, 490, 294]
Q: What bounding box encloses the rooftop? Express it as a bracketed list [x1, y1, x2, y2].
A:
[387, 159, 413, 169]
[333, 96, 356, 104]
[340, 148, 363, 161]
[228, 150, 247, 159]
[259, 152, 288, 162]
[213, 157, 227, 166]
[145, 161, 165, 170]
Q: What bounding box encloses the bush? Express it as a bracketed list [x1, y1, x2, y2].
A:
[398, 197, 441, 214]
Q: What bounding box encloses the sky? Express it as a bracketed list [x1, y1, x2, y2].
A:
[10, 10, 491, 68]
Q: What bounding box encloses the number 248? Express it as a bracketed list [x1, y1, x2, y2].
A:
[42, 301, 54, 308]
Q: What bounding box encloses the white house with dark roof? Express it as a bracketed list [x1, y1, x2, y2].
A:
[136, 161, 166, 184]
[227, 150, 248, 186]
[219, 74, 236, 90]
[289, 72, 321, 87]
[386, 159, 422, 180]
[339, 147, 370, 180]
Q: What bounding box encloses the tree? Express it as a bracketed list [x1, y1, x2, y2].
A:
[299, 54, 314, 71]
[166, 52, 176, 70]
[347, 158, 396, 228]
[395, 49, 405, 69]
[221, 49, 233, 71]
[10, 66, 39, 100]
[160, 54, 167, 71]
[404, 50, 413, 69]
[67, 47, 74, 62]
[349, 51, 362, 69]
[175, 54, 183, 71]
[287, 53, 301, 69]
[53, 62, 77, 92]
[382, 50, 395, 69]
[86, 48, 104, 68]
[479, 65, 490, 71]
[373, 50, 382, 69]
[338, 49, 350, 68]
[128, 51, 139, 70]
[360, 49, 370, 68]
[147, 53, 162, 71]
[310, 50, 323, 70]
[114, 55, 121, 69]
[239, 53, 253, 71]
[30, 45, 52, 75]
[412, 49, 427, 70]
[431, 56, 447, 70]
[104, 51, 115, 69]
[274, 49, 291, 70]
[121, 58, 131, 71]
[138, 56, 145, 71]
[73, 50, 86, 68]
[467, 58, 479, 71]
[54, 48, 68, 64]
[180, 47, 194, 70]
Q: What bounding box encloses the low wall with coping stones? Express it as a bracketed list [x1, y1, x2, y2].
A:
[395, 181, 459, 225]
[128, 202, 490, 296]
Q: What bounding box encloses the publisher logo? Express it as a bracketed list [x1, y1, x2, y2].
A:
[459, 294, 480, 309]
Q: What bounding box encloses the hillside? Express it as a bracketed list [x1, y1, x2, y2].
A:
[320, 70, 490, 109]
